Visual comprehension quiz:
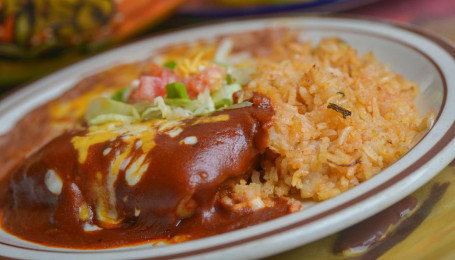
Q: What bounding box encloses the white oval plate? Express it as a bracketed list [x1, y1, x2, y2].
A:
[0, 15, 454, 260]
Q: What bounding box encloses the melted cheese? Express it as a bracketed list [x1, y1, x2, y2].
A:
[96, 142, 134, 225]
[192, 114, 229, 125]
[49, 85, 108, 120]
[71, 122, 159, 164]
[168, 127, 183, 138]
[44, 169, 63, 195]
[71, 127, 118, 164]
[175, 52, 208, 77]
[134, 208, 141, 217]
[71, 122, 162, 225]
[83, 223, 103, 232]
[125, 154, 149, 186]
[181, 136, 198, 145]
[78, 203, 91, 221]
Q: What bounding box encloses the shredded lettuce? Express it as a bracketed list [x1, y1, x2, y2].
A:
[152, 96, 194, 120]
[165, 98, 200, 111]
[211, 83, 241, 109]
[223, 101, 253, 110]
[194, 89, 215, 115]
[86, 97, 140, 125]
[230, 67, 256, 85]
[86, 69, 247, 124]
[215, 62, 229, 68]
[88, 114, 139, 125]
[167, 107, 194, 120]
[215, 38, 233, 63]
[154, 96, 171, 119]
[141, 106, 162, 121]
[132, 101, 153, 114]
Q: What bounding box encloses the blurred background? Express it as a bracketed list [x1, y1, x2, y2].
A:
[1, 0, 454, 91]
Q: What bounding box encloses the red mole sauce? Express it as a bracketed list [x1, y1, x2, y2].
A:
[0, 63, 147, 183]
[0, 93, 293, 248]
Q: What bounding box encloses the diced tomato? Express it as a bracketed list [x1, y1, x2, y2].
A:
[149, 64, 183, 85]
[128, 64, 226, 102]
[186, 65, 226, 98]
[128, 76, 166, 103]
[128, 64, 185, 103]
